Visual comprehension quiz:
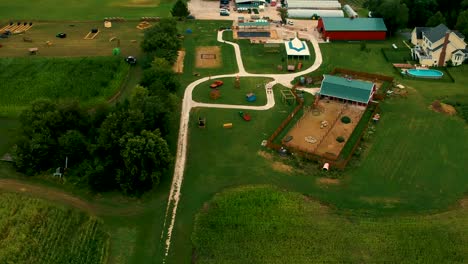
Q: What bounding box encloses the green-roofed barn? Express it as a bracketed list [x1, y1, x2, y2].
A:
[317, 17, 387, 41]
[319, 75, 376, 106]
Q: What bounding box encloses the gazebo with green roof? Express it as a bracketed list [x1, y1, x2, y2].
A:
[319, 74, 376, 106]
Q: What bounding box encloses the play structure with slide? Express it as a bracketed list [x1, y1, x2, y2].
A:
[239, 111, 251, 121]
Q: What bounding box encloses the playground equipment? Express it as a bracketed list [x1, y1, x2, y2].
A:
[238, 111, 251, 121]
[125, 56, 137, 65]
[0, 22, 33, 34]
[234, 75, 240, 89]
[372, 113, 380, 123]
[305, 136, 317, 144]
[223, 123, 233, 128]
[137, 21, 152, 30]
[210, 89, 221, 100]
[210, 80, 224, 88]
[84, 28, 99, 40]
[280, 89, 296, 105]
[246, 93, 256, 102]
[112, 47, 121, 55]
[28, 47, 38, 55]
[45, 40, 53, 47]
[198, 117, 206, 128]
[322, 163, 330, 171]
[320, 120, 328, 129]
[104, 21, 112, 28]
[56, 33, 67, 38]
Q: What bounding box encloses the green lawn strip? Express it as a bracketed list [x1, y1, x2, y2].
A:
[0, 0, 174, 20]
[0, 56, 129, 116]
[0, 192, 109, 263]
[192, 77, 272, 106]
[193, 185, 468, 263]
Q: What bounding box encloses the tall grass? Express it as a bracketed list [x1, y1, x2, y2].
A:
[0, 192, 108, 263]
[0, 57, 129, 116]
[193, 185, 468, 264]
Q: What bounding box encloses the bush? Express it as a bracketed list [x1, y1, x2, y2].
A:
[341, 116, 351, 124]
[336, 136, 345, 143]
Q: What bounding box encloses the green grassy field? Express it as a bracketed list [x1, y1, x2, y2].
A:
[0, 118, 19, 155]
[0, 191, 109, 263]
[0, 56, 129, 116]
[0, 0, 175, 20]
[192, 77, 272, 106]
[193, 185, 468, 263]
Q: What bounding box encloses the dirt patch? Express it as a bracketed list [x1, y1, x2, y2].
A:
[172, 50, 185, 73]
[196, 46, 221, 68]
[429, 101, 457, 116]
[284, 100, 365, 157]
[115, 0, 160, 7]
[316, 177, 340, 185]
[257, 150, 273, 160]
[272, 161, 293, 173]
[460, 197, 468, 209]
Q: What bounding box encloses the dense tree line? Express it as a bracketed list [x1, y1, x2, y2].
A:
[14, 18, 182, 195]
[365, 0, 468, 36]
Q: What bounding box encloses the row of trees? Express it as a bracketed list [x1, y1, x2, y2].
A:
[15, 18, 183, 195]
[364, 0, 468, 36]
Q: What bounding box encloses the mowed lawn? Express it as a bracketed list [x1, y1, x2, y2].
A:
[192, 77, 272, 106]
[0, 56, 129, 116]
[0, 192, 108, 263]
[193, 185, 468, 263]
[0, 0, 175, 20]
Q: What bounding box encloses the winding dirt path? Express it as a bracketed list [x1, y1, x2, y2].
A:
[161, 29, 323, 262]
[0, 179, 144, 216]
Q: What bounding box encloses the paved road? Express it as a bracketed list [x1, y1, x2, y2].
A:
[161, 28, 323, 263]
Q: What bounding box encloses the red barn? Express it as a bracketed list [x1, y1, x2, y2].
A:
[317, 17, 387, 41]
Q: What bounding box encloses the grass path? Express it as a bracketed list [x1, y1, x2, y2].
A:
[0, 179, 145, 216]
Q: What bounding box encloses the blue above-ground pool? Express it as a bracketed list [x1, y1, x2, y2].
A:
[406, 69, 444, 79]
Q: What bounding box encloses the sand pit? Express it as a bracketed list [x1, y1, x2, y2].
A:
[172, 50, 185, 73]
[196, 46, 221, 68]
[284, 100, 365, 157]
[429, 101, 457, 116]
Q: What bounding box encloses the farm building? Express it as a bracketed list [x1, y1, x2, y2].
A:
[285, 37, 311, 61]
[237, 20, 271, 38]
[236, 0, 266, 8]
[288, 9, 343, 18]
[319, 74, 376, 106]
[287, 1, 341, 10]
[317, 17, 387, 41]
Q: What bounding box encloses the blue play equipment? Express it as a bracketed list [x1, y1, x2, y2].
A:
[186, 28, 193, 34]
[246, 93, 257, 102]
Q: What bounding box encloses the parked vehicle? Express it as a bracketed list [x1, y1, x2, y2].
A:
[210, 80, 224, 88]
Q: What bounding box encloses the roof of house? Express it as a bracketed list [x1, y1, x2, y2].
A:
[414, 27, 430, 39]
[423, 24, 449, 43]
[320, 17, 387, 31]
[319, 75, 374, 103]
[453, 48, 468, 54]
[284, 37, 310, 56]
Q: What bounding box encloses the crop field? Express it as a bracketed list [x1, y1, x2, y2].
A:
[192, 77, 272, 106]
[0, 56, 129, 115]
[193, 185, 468, 263]
[0, 192, 108, 263]
[0, 0, 175, 21]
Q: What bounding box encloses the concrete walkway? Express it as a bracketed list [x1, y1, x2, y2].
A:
[161, 29, 323, 263]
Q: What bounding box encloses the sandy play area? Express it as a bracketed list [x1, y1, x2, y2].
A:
[195, 46, 221, 68]
[284, 100, 365, 157]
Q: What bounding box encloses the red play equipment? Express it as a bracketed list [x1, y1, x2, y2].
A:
[210, 80, 224, 88]
[239, 111, 251, 121]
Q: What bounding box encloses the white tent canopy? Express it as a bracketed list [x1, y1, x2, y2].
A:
[285, 37, 310, 57]
[288, 9, 344, 18]
[287, 1, 341, 9]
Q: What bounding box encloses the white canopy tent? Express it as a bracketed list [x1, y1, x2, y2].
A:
[285, 37, 310, 62]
